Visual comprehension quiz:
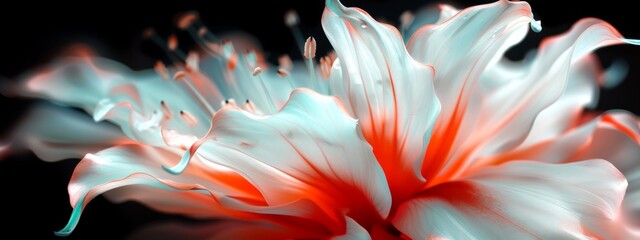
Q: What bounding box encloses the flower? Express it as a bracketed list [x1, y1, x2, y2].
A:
[7, 0, 640, 239]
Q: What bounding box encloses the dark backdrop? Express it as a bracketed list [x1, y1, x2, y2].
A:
[1, 0, 638, 239]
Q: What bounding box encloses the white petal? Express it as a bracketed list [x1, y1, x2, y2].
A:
[494, 111, 640, 239]
[413, 3, 639, 183]
[323, 0, 440, 197]
[192, 89, 392, 226]
[56, 144, 263, 236]
[393, 160, 627, 239]
[408, 0, 534, 183]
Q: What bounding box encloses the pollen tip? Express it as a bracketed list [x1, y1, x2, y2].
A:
[284, 10, 300, 27]
[173, 71, 186, 80]
[198, 27, 207, 37]
[168, 34, 178, 50]
[177, 11, 199, 30]
[304, 37, 317, 59]
[400, 11, 414, 29]
[277, 68, 290, 77]
[154, 61, 169, 80]
[253, 67, 263, 76]
[245, 99, 250, 103]
[279, 54, 293, 70]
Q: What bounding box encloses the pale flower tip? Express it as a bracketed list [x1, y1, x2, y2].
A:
[177, 11, 199, 30]
[304, 36, 317, 59]
[284, 10, 300, 27]
[168, 34, 178, 51]
[253, 67, 263, 76]
[530, 19, 542, 33]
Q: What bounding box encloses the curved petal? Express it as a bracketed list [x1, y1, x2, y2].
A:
[407, 0, 535, 184]
[401, 4, 459, 41]
[192, 89, 391, 232]
[480, 111, 640, 239]
[323, 0, 440, 199]
[332, 217, 371, 240]
[393, 160, 627, 239]
[12, 104, 132, 161]
[56, 144, 264, 236]
[413, 4, 640, 184]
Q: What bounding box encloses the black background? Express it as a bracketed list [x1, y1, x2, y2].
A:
[0, 0, 638, 239]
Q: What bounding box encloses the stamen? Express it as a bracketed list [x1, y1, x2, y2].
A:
[221, 98, 237, 107]
[304, 36, 317, 59]
[253, 67, 277, 113]
[279, 54, 293, 71]
[174, 71, 216, 115]
[154, 61, 169, 80]
[160, 100, 172, 120]
[243, 99, 262, 114]
[179, 110, 199, 126]
[304, 36, 319, 90]
[320, 56, 332, 80]
[177, 11, 199, 30]
[143, 28, 186, 60]
[168, 34, 178, 51]
[223, 41, 238, 70]
[285, 10, 306, 56]
[400, 11, 414, 38]
[277, 68, 295, 89]
[186, 51, 199, 72]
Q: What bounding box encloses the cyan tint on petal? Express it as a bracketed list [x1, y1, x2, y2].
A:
[12, 104, 131, 162]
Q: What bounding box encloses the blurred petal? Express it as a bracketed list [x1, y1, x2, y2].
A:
[401, 4, 459, 41]
[323, 0, 440, 199]
[393, 160, 627, 239]
[14, 57, 212, 144]
[13, 104, 132, 161]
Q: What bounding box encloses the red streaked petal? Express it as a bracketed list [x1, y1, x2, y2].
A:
[323, 0, 440, 201]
